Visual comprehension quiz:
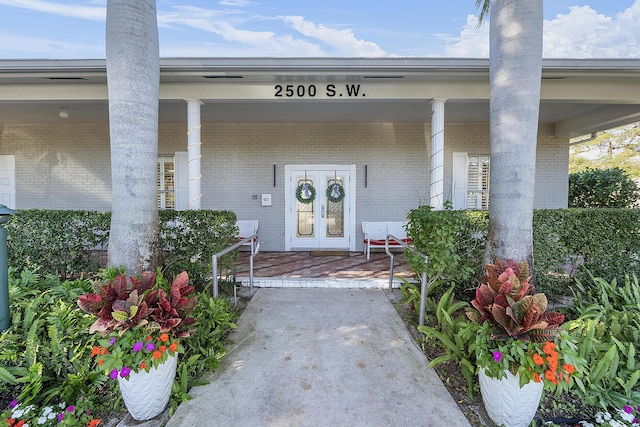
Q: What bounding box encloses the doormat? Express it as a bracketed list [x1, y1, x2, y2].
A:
[309, 251, 349, 257]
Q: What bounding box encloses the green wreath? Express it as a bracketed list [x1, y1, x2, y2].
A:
[326, 182, 345, 203]
[296, 182, 316, 203]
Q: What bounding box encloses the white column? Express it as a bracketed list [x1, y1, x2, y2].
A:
[185, 99, 203, 210]
[430, 98, 446, 210]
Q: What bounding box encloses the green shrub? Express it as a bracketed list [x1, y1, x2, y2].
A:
[569, 167, 640, 208]
[406, 207, 640, 299]
[1, 268, 239, 421]
[6, 209, 239, 285]
[159, 210, 238, 290]
[0, 269, 103, 409]
[566, 273, 640, 409]
[416, 285, 476, 398]
[171, 292, 237, 412]
[533, 208, 640, 296]
[405, 203, 486, 299]
[6, 210, 110, 279]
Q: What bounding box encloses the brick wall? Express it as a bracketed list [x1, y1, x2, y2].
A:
[0, 120, 569, 250]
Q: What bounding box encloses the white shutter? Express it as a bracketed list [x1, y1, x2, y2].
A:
[467, 155, 490, 209]
[174, 152, 188, 211]
[0, 155, 16, 209]
[451, 152, 468, 210]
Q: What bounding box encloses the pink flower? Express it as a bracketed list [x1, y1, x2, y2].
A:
[624, 406, 633, 413]
[109, 369, 119, 379]
[132, 341, 143, 352]
[492, 351, 503, 362]
[67, 405, 74, 413]
[109, 337, 117, 346]
[145, 343, 155, 352]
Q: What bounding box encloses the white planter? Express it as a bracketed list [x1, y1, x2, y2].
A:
[117, 354, 178, 421]
[478, 368, 544, 427]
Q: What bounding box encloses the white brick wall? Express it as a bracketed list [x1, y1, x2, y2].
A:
[0, 120, 569, 250]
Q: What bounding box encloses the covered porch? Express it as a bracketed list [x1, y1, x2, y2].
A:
[234, 250, 415, 288]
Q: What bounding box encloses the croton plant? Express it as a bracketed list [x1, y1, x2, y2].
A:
[77, 271, 197, 378]
[467, 259, 579, 390]
[466, 258, 565, 342]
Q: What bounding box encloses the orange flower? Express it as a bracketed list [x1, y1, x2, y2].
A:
[169, 342, 178, 352]
[98, 359, 104, 366]
[87, 419, 101, 427]
[153, 350, 162, 359]
[543, 341, 557, 355]
[7, 418, 15, 426]
[533, 354, 544, 365]
[532, 372, 541, 383]
[563, 364, 575, 374]
[140, 362, 147, 369]
[146, 336, 153, 342]
[90, 346, 101, 357]
[545, 370, 559, 384]
[15, 421, 25, 427]
[100, 346, 108, 355]
[159, 345, 166, 353]
[160, 333, 169, 342]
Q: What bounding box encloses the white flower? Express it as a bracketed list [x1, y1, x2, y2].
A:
[579, 421, 595, 427]
[42, 406, 53, 416]
[619, 409, 636, 423]
[37, 416, 47, 424]
[58, 402, 66, 409]
[609, 420, 624, 427]
[12, 409, 24, 418]
[605, 412, 613, 421]
[47, 412, 56, 420]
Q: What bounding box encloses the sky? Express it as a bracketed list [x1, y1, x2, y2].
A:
[0, 0, 639, 59]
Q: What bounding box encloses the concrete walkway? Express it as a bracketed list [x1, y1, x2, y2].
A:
[165, 288, 471, 427]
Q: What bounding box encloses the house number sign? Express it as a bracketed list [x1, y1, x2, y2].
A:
[274, 84, 365, 98]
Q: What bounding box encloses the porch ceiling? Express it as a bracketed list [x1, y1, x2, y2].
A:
[1, 57, 640, 137]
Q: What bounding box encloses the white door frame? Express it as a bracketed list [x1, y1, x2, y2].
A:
[285, 164, 356, 251]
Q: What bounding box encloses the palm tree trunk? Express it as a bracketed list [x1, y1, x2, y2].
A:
[106, 0, 161, 274]
[486, 0, 543, 268]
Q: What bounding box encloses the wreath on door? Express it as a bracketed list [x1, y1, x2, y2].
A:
[326, 182, 345, 203]
[296, 182, 316, 204]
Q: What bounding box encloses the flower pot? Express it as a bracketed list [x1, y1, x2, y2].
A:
[478, 368, 544, 427]
[117, 354, 178, 421]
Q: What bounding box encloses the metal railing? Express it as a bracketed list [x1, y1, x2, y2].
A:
[211, 233, 260, 301]
[385, 234, 429, 327]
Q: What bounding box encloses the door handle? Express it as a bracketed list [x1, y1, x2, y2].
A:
[321, 204, 325, 218]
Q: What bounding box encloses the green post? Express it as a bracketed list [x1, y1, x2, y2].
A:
[0, 204, 17, 332]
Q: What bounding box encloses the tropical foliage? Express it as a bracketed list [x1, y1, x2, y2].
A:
[1, 268, 237, 425]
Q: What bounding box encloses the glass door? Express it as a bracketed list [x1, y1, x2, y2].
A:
[286, 165, 355, 250]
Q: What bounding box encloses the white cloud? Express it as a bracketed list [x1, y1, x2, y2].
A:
[439, 1, 640, 58]
[0, 0, 105, 21]
[218, 0, 253, 7]
[0, 32, 103, 58]
[281, 16, 386, 57]
[544, 2, 640, 58]
[440, 14, 489, 57]
[160, 6, 327, 56]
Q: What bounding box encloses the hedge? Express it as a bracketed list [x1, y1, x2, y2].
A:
[405, 207, 640, 297]
[6, 209, 238, 286]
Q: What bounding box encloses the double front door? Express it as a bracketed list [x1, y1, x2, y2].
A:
[285, 165, 356, 251]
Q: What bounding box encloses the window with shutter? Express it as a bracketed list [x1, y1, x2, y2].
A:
[157, 156, 175, 210]
[466, 155, 490, 210]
